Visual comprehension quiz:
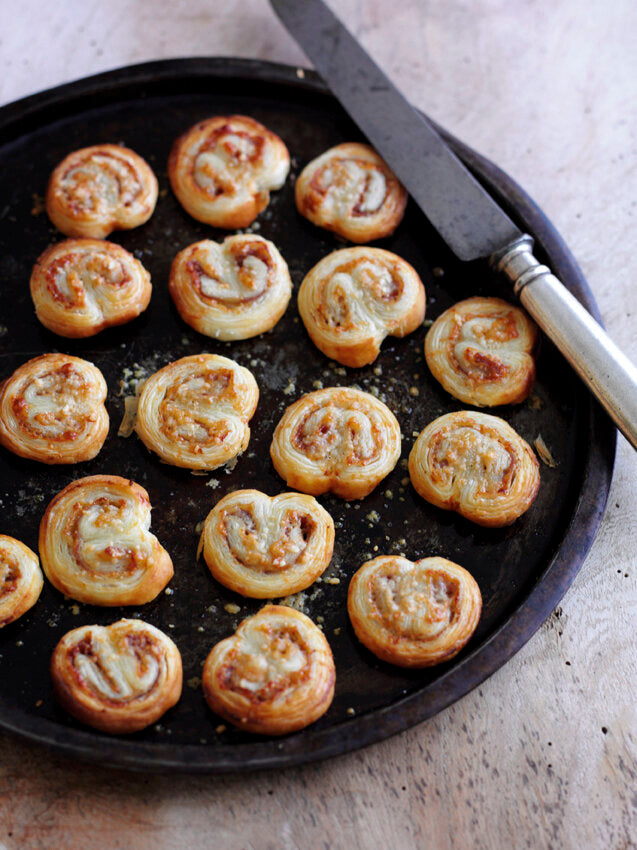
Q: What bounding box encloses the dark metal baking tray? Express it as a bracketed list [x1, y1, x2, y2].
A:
[0, 58, 615, 773]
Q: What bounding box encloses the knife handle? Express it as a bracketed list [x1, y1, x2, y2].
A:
[492, 235, 637, 450]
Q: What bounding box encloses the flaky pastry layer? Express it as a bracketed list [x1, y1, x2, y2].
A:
[0, 535, 43, 627]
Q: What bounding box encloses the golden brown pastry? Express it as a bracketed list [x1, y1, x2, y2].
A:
[169, 235, 292, 341]
[168, 115, 290, 228]
[0, 353, 108, 464]
[298, 246, 425, 366]
[0, 535, 43, 627]
[270, 387, 401, 500]
[409, 411, 540, 527]
[30, 238, 152, 338]
[46, 144, 158, 239]
[348, 555, 482, 667]
[202, 604, 335, 735]
[201, 489, 335, 598]
[51, 619, 182, 733]
[39, 475, 173, 605]
[135, 354, 259, 471]
[425, 297, 538, 406]
[295, 142, 407, 243]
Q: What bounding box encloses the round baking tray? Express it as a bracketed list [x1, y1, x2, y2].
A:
[0, 58, 615, 772]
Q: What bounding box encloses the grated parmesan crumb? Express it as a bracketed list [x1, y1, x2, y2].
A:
[224, 602, 241, 614]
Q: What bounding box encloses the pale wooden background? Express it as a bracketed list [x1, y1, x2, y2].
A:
[0, 1, 635, 848]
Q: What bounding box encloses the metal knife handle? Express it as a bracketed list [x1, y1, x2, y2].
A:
[492, 235, 637, 450]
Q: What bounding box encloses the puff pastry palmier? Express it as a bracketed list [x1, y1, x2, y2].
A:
[46, 144, 158, 239]
[425, 297, 538, 406]
[270, 387, 401, 500]
[135, 354, 258, 470]
[202, 604, 335, 735]
[0, 536, 43, 627]
[169, 235, 291, 341]
[168, 115, 290, 228]
[51, 619, 182, 733]
[202, 489, 335, 598]
[348, 556, 481, 667]
[39, 475, 173, 606]
[298, 246, 425, 367]
[409, 411, 540, 527]
[0, 353, 108, 464]
[30, 239, 151, 338]
[295, 142, 407, 243]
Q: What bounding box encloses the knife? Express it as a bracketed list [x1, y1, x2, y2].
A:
[270, 0, 637, 450]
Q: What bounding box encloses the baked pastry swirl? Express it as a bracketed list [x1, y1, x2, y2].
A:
[46, 144, 158, 239]
[270, 387, 401, 500]
[298, 246, 426, 367]
[169, 235, 292, 341]
[0, 536, 43, 627]
[0, 353, 108, 464]
[39, 475, 173, 605]
[51, 619, 182, 733]
[135, 354, 259, 470]
[348, 556, 482, 667]
[425, 297, 538, 406]
[202, 604, 335, 735]
[168, 115, 290, 228]
[30, 238, 152, 338]
[409, 411, 540, 527]
[295, 142, 407, 243]
[201, 489, 335, 598]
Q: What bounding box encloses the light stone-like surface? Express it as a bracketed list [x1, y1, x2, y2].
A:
[0, 1, 635, 847]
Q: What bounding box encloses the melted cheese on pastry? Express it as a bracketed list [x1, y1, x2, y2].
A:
[50, 619, 182, 733]
[298, 246, 425, 366]
[409, 411, 540, 527]
[295, 143, 407, 243]
[168, 115, 290, 229]
[135, 354, 259, 470]
[30, 238, 152, 338]
[202, 489, 335, 597]
[0, 535, 43, 627]
[39, 475, 173, 605]
[202, 604, 335, 735]
[348, 555, 482, 667]
[425, 297, 538, 406]
[46, 144, 158, 239]
[270, 386, 401, 500]
[169, 235, 291, 341]
[0, 353, 108, 464]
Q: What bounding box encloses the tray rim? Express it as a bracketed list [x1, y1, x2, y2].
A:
[0, 57, 616, 773]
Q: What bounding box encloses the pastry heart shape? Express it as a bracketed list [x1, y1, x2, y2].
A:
[0, 535, 43, 627]
[202, 489, 335, 598]
[298, 246, 425, 367]
[202, 604, 335, 735]
[51, 619, 182, 733]
[39, 474, 173, 605]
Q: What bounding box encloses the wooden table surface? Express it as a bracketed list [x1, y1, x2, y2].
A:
[1, 1, 635, 847]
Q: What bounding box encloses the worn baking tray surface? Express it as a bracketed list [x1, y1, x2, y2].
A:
[0, 59, 614, 772]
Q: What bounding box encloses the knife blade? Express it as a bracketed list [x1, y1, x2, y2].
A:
[270, 0, 637, 450]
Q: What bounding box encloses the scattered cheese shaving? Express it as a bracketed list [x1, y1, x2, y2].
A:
[117, 395, 139, 437]
[534, 434, 558, 467]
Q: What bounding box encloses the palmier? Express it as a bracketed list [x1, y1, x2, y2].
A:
[201, 489, 335, 598]
[0, 536, 43, 627]
[425, 297, 538, 406]
[168, 115, 290, 228]
[409, 411, 540, 527]
[135, 354, 258, 471]
[298, 246, 425, 366]
[46, 144, 158, 239]
[0, 353, 108, 464]
[295, 142, 407, 243]
[348, 555, 482, 667]
[39, 475, 173, 606]
[202, 604, 335, 735]
[51, 619, 182, 733]
[270, 387, 401, 500]
[30, 238, 152, 338]
[169, 235, 291, 341]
